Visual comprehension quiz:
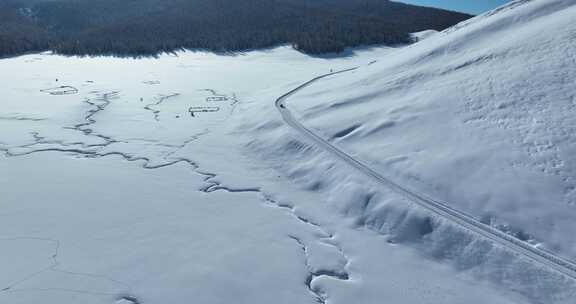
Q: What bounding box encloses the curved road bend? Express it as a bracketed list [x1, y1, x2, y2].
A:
[275, 68, 576, 281]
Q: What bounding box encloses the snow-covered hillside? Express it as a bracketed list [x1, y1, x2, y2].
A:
[253, 0, 576, 256]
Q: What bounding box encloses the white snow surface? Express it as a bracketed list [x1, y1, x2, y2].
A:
[1, 0, 576, 303]
[279, 0, 576, 258]
[0, 46, 527, 303]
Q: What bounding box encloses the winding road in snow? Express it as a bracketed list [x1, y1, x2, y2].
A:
[275, 68, 576, 281]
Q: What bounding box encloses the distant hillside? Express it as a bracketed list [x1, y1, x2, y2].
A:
[0, 0, 472, 57]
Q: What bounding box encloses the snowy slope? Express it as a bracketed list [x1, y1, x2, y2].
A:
[280, 0, 576, 257]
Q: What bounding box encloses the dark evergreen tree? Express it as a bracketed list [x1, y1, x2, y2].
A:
[0, 0, 473, 58]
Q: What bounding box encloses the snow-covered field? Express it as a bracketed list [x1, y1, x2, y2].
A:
[2, 0, 576, 303]
[0, 47, 525, 304]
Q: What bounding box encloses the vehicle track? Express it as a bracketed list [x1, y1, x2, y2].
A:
[275, 68, 576, 281]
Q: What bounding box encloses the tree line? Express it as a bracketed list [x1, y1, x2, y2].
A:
[0, 0, 472, 58]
